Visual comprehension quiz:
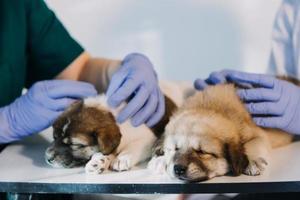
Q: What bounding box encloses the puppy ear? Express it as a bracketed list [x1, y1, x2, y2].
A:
[95, 113, 121, 155]
[150, 95, 177, 138]
[224, 143, 249, 176]
[52, 100, 83, 139]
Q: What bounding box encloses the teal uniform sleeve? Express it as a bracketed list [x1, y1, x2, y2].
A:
[25, 0, 84, 87]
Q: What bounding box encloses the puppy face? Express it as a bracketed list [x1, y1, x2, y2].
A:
[45, 121, 99, 168]
[163, 110, 248, 182]
[45, 134, 98, 168]
[45, 99, 121, 168]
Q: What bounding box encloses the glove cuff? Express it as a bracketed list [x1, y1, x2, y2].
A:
[0, 106, 19, 143]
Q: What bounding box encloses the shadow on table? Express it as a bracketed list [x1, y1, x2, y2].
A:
[17, 134, 53, 168]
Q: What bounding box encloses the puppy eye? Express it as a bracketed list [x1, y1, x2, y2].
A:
[175, 147, 179, 151]
[71, 144, 86, 148]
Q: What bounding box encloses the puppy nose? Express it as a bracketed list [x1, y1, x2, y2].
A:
[174, 164, 187, 176]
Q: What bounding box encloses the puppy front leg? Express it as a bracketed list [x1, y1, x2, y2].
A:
[85, 152, 115, 174]
[147, 155, 167, 174]
[110, 139, 154, 171]
[243, 136, 270, 176]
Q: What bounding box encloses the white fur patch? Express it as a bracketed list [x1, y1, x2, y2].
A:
[85, 153, 111, 174]
[62, 118, 71, 134]
[84, 94, 108, 109]
[110, 154, 131, 171]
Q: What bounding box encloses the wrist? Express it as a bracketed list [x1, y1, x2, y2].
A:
[0, 106, 18, 143]
[78, 57, 122, 93]
[284, 87, 300, 135]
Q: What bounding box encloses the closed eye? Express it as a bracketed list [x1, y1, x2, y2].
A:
[71, 144, 86, 148]
[195, 149, 218, 158]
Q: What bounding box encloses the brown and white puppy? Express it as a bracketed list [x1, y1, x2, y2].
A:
[148, 82, 294, 182]
[45, 82, 182, 173]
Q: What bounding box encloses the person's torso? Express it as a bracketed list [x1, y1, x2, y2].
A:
[0, 0, 28, 106]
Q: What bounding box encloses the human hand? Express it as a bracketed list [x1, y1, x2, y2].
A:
[106, 53, 165, 127]
[227, 71, 300, 134]
[0, 80, 97, 143]
[196, 69, 300, 135]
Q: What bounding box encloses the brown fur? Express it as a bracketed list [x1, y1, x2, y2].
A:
[55, 105, 121, 154]
[151, 95, 178, 138]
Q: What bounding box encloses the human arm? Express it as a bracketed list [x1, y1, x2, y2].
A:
[0, 80, 97, 143]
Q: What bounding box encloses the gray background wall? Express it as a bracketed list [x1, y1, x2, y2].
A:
[46, 0, 281, 80]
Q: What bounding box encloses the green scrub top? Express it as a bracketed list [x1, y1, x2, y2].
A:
[0, 0, 84, 107]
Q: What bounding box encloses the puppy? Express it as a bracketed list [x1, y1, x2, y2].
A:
[45, 82, 181, 173]
[148, 82, 294, 182]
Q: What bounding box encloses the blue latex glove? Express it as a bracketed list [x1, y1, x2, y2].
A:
[106, 53, 165, 127]
[195, 69, 300, 135]
[194, 70, 232, 90]
[0, 80, 97, 143]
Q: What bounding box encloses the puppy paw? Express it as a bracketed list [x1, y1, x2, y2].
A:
[244, 157, 268, 176]
[147, 156, 166, 174]
[110, 154, 131, 172]
[85, 153, 110, 174]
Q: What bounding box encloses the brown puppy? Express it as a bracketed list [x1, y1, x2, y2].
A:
[45, 82, 180, 173]
[148, 82, 293, 182]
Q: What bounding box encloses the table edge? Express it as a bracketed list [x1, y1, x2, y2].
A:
[1, 181, 300, 194]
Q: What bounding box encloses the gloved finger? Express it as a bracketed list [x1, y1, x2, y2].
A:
[252, 116, 284, 129]
[117, 86, 150, 123]
[237, 88, 280, 102]
[15, 106, 62, 135]
[227, 71, 275, 88]
[46, 98, 77, 112]
[107, 77, 140, 108]
[106, 67, 129, 98]
[146, 89, 165, 127]
[131, 91, 158, 127]
[33, 109, 63, 134]
[194, 79, 209, 90]
[245, 102, 284, 116]
[46, 80, 97, 99]
[207, 71, 227, 84]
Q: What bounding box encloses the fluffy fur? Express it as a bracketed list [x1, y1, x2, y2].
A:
[148, 83, 294, 182]
[45, 82, 182, 173]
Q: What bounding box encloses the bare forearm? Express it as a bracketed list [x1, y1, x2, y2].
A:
[79, 57, 121, 93]
[57, 52, 121, 93]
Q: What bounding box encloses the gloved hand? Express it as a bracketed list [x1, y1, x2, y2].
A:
[194, 70, 232, 90]
[106, 53, 165, 127]
[0, 80, 97, 143]
[195, 69, 300, 135]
